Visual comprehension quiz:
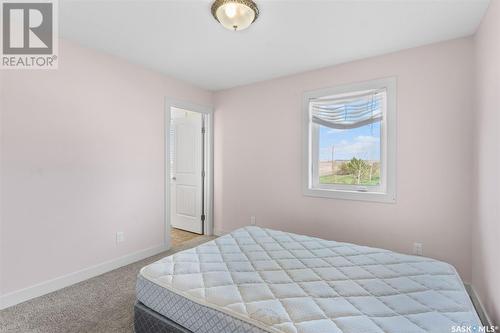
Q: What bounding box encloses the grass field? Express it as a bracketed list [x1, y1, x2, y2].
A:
[320, 174, 381, 186]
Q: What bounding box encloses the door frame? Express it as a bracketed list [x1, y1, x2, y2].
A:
[164, 98, 214, 250]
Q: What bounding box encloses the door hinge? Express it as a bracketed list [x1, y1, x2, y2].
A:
[201, 214, 206, 222]
[201, 127, 206, 134]
[202, 170, 205, 178]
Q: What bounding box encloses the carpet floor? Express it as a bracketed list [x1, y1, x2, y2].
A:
[0, 236, 214, 333]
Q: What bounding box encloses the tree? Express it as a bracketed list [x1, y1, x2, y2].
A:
[346, 157, 370, 184]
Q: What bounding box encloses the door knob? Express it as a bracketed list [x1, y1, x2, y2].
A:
[172, 176, 176, 181]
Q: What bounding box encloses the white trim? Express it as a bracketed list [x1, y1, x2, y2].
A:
[302, 77, 397, 203]
[0, 244, 168, 310]
[465, 284, 494, 327]
[165, 98, 214, 245]
[205, 111, 215, 236]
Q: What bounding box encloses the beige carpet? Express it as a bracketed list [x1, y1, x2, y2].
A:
[0, 236, 214, 333]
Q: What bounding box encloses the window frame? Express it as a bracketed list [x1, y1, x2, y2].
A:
[302, 77, 397, 203]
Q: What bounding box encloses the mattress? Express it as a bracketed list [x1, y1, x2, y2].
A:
[137, 226, 480, 333]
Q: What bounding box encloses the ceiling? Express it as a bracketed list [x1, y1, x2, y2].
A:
[60, 0, 490, 91]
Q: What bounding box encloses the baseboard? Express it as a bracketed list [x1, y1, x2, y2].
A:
[0, 244, 169, 310]
[213, 228, 229, 236]
[465, 284, 494, 327]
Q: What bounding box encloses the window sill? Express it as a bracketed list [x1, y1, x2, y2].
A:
[303, 187, 396, 203]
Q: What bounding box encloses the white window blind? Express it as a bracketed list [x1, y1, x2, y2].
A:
[310, 89, 386, 129]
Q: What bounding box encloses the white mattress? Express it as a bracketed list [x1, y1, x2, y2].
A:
[137, 226, 480, 333]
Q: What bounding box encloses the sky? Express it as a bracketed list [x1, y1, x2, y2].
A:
[319, 122, 381, 161]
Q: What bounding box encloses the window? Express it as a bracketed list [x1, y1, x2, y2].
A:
[303, 78, 396, 202]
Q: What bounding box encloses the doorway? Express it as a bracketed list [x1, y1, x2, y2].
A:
[165, 100, 213, 249]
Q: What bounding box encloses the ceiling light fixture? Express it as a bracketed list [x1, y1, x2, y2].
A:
[211, 0, 259, 31]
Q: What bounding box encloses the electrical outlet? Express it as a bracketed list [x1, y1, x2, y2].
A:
[250, 216, 256, 226]
[116, 231, 125, 244]
[413, 242, 423, 256]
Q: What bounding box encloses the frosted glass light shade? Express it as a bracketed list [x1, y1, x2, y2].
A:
[212, 0, 259, 31]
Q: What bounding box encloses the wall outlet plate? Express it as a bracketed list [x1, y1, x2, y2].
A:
[116, 231, 125, 244]
[250, 216, 256, 226]
[413, 242, 423, 256]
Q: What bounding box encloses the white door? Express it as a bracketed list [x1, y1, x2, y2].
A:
[170, 109, 203, 234]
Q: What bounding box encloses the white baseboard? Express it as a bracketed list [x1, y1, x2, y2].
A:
[0, 244, 169, 310]
[465, 284, 494, 327]
[213, 228, 229, 236]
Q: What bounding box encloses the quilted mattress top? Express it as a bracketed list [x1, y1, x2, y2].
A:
[140, 226, 480, 333]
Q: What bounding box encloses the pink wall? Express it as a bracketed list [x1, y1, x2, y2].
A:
[213, 38, 475, 282]
[473, 0, 500, 325]
[0, 39, 211, 295]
